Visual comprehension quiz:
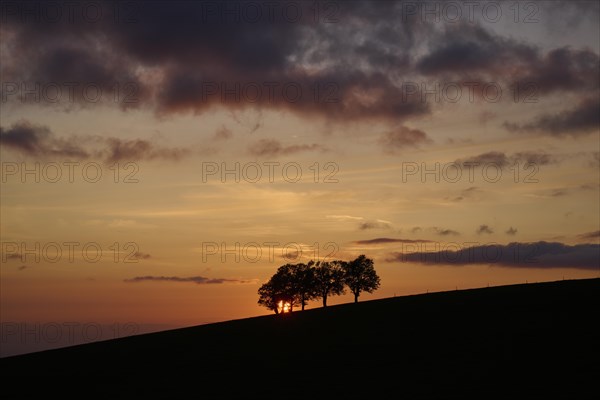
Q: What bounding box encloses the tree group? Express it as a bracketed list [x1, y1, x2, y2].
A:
[257, 255, 380, 314]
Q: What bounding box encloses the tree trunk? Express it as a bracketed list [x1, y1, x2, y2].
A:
[323, 295, 327, 307]
[354, 293, 359, 303]
[301, 295, 305, 311]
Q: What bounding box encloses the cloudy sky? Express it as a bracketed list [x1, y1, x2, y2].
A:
[1, 1, 599, 353]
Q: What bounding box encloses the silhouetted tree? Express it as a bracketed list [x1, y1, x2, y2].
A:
[313, 260, 346, 306]
[257, 281, 280, 314]
[258, 255, 380, 313]
[343, 255, 380, 303]
[257, 266, 299, 314]
[271, 264, 301, 312]
[292, 262, 318, 310]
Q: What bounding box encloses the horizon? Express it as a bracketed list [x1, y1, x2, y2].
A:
[1, 1, 599, 358]
[2, 277, 597, 359]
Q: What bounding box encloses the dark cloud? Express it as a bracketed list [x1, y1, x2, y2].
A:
[433, 227, 460, 236]
[379, 126, 432, 154]
[213, 126, 233, 141]
[411, 227, 422, 234]
[386, 241, 600, 270]
[417, 24, 537, 76]
[589, 152, 600, 168]
[1, 1, 597, 131]
[511, 151, 559, 166]
[18, 265, 28, 271]
[123, 276, 251, 284]
[506, 227, 518, 236]
[456, 151, 559, 169]
[478, 111, 497, 125]
[280, 250, 300, 260]
[457, 151, 510, 168]
[511, 47, 599, 95]
[417, 23, 598, 97]
[550, 188, 569, 197]
[448, 187, 482, 202]
[4, 253, 23, 261]
[103, 138, 190, 163]
[0, 121, 90, 158]
[578, 231, 600, 240]
[1, 1, 432, 122]
[358, 221, 392, 231]
[476, 225, 494, 235]
[0, 121, 191, 162]
[132, 252, 151, 260]
[354, 238, 432, 245]
[504, 97, 600, 137]
[248, 139, 325, 157]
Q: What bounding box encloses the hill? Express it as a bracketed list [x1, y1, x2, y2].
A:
[2, 278, 599, 398]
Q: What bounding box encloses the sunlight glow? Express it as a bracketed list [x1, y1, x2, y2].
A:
[278, 300, 291, 313]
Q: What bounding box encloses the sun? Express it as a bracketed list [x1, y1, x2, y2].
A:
[277, 301, 291, 313]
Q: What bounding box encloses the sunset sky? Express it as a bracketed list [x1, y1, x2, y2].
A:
[1, 1, 599, 355]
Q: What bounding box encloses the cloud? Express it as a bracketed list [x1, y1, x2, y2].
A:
[0, 121, 90, 158]
[511, 151, 560, 166]
[550, 189, 568, 197]
[448, 187, 482, 202]
[455, 151, 559, 169]
[0, 120, 192, 162]
[506, 227, 518, 236]
[458, 151, 509, 167]
[18, 265, 28, 271]
[476, 225, 494, 235]
[578, 231, 600, 240]
[530, 184, 599, 199]
[103, 138, 190, 163]
[417, 23, 598, 97]
[248, 139, 325, 157]
[386, 241, 600, 270]
[379, 126, 432, 154]
[281, 250, 299, 259]
[213, 126, 233, 141]
[416, 24, 538, 76]
[1, 1, 597, 130]
[1, 1, 433, 122]
[358, 220, 392, 230]
[326, 215, 365, 222]
[132, 252, 151, 260]
[589, 152, 600, 168]
[354, 238, 432, 245]
[503, 97, 600, 137]
[511, 47, 599, 95]
[433, 227, 460, 236]
[123, 276, 252, 284]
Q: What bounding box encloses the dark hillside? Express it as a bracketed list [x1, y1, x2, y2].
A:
[3, 279, 598, 398]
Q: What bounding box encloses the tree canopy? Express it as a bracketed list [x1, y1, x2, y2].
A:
[257, 255, 380, 314]
[342, 254, 381, 303]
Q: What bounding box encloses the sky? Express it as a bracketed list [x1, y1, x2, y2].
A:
[1, 0, 599, 356]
